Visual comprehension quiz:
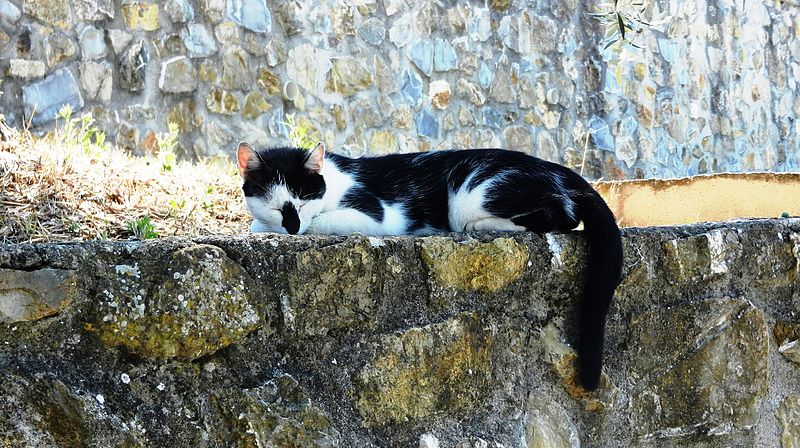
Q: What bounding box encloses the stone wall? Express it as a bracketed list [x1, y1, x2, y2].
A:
[1, 218, 800, 446]
[0, 0, 798, 179]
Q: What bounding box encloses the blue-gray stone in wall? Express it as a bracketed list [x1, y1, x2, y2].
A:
[409, 39, 433, 77]
[415, 109, 439, 139]
[314, 14, 331, 34]
[0, 0, 21, 23]
[482, 108, 504, 130]
[358, 17, 385, 46]
[433, 38, 458, 72]
[227, 0, 271, 33]
[468, 8, 491, 42]
[182, 24, 217, 58]
[400, 67, 423, 107]
[589, 116, 615, 152]
[22, 68, 84, 126]
[477, 61, 493, 89]
[165, 0, 194, 23]
[79, 25, 106, 60]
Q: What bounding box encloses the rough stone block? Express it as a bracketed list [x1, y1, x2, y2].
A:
[159, 56, 198, 93]
[22, 68, 84, 126]
[121, 2, 160, 31]
[0, 268, 77, 323]
[325, 57, 373, 97]
[420, 237, 528, 293]
[88, 244, 260, 360]
[354, 313, 493, 426]
[23, 0, 72, 29]
[80, 60, 113, 102]
[629, 299, 768, 438]
[8, 59, 45, 80]
[779, 394, 800, 448]
[285, 240, 383, 336]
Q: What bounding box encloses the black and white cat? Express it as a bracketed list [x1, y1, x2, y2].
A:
[237, 141, 622, 390]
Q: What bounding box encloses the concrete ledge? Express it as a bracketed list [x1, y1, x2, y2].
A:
[596, 173, 800, 227]
[1, 219, 799, 447]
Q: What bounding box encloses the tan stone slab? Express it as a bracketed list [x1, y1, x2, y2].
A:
[595, 173, 800, 227]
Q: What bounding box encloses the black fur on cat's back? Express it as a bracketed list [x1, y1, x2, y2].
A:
[326, 149, 582, 233]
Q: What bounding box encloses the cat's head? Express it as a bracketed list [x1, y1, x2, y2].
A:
[237, 141, 327, 234]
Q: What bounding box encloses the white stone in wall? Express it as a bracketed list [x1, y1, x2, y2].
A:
[181, 24, 217, 58]
[74, 0, 114, 21]
[468, 8, 491, 42]
[429, 80, 451, 109]
[80, 61, 112, 102]
[8, 59, 45, 80]
[388, 13, 414, 48]
[107, 29, 132, 55]
[79, 25, 106, 60]
[384, 0, 403, 17]
[0, 0, 21, 23]
[286, 43, 320, 94]
[159, 56, 198, 93]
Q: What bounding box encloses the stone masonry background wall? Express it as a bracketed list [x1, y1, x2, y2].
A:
[1, 219, 800, 446]
[0, 0, 798, 179]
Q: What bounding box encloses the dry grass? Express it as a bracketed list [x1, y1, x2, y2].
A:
[0, 111, 249, 244]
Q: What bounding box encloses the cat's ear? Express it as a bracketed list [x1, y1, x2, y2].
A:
[303, 142, 325, 174]
[237, 142, 261, 177]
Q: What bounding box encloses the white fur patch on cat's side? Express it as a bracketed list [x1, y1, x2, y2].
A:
[319, 158, 356, 210]
[381, 202, 408, 234]
[447, 173, 494, 231]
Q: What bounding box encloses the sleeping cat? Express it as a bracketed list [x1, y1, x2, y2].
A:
[237, 141, 622, 391]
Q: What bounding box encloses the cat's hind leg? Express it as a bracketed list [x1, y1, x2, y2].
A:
[464, 217, 527, 232]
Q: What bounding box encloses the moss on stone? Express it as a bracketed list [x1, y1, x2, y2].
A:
[774, 322, 800, 345]
[630, 300, 768, 436]
[539, 323, 615, 412]
[778, 394, 800, 448]
[420, 237, 528, 292]
[90, 244, 260, 360]
[354, 313, 493, 426]
[286, 241, 380, 336]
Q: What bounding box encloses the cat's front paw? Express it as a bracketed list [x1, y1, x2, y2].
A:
[250, 220, 280, 233]
[304, 215, 326, 234]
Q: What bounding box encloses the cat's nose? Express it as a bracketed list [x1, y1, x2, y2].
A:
[282, 201, 300, 235]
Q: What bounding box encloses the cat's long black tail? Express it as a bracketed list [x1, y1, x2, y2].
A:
[571, 183, 623, 391]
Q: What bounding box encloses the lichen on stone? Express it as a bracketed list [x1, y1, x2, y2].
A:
[778, 394, 800, 448]
[630, 299, 768, 437]
[353, 313, 493, 426]
[286, 240, 380, 336]
[89, 244, 260, 360]
[420, 237, 528, 293]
